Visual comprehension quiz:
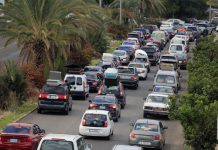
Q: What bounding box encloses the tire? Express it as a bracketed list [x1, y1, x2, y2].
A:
[121, 104, 125, 109]
[106, 134, 111, 140]
[82, 95, 86, 101]
[37, 108, 42, 114]
[64, 105, 69, 115]
[113, 117, 118, 122]
[134, 84, 138, 90]
[143, 112, 148, 118]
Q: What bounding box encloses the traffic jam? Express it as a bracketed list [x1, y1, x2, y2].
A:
[0, 19, 211, 150]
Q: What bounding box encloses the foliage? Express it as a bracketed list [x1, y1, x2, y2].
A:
[169, 36, 218, 150]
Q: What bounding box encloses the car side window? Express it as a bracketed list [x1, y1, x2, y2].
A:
[76, 138, 85, 150]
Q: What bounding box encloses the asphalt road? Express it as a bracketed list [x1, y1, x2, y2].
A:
[17, 41, 196, 150]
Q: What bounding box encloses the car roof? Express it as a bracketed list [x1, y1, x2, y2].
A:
[156, 70, 177, 75]
[113, 145, 142, 150]
[65, 74, 86, 77]
[135, 119, 160, 124]
[129, 62, 144, 66]
[148, 92, 169, 97]
[6, 122, 33, 127]
[84, 109, 109, 115]
[41, 134, 81, 141]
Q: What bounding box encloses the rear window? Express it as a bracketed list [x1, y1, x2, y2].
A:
[83, 114, 107, 127]
[156, 75, 175, 84]
[66, 76, 75, 85]
[134, 58, 148, 63]
[127, 34, 139, 38]
[153, 86, 174, 93]
[84, 67, 100, 72]
[122, 41, 135, 45]
[118, 68, 135, 74]
[141, 47, 155, 53]
[43, 86, 65, 94]
[76, 77, 82, 85]
[134, 123, 158, 132]
[102, 65, 111, 70]
[102, 85, 119, 95]
[128, 64, 144, 68]
[3, 126, 30, 134]
[170, 45, 183, 51]
[92, 96, 115, 104]
[40, 140, 74, 150]
[146, 95, 169, 104]
[118, 46, 132, 51]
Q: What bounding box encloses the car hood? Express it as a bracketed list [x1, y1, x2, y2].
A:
[144, 102, 168, 108]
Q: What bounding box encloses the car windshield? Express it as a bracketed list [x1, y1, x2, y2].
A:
[122, 41, 135, 45]
[102, 85, 119, 96]
[156, 74, 175, 84]
[83, 114, 107, 127]
[134, 58, 148, 63]
[134, 123, 158, 132]
[85, 74, 97, 80]
[42, 86, 65, 94]
[153, 86, 174, 93]
[141, 48, 155, 53]
[118, 68, 135, 74]
[170, 45, 183, 51]
[118, 46, 132, 51]
[92, 96, 115, 104]
[40, 140, 74, 150]
[84, 67, 100, 72]
[113, 51, 125, 56]
[128, 64, 144, 68]
[3, 125, 30, 134]
[146, 95, 169, 104]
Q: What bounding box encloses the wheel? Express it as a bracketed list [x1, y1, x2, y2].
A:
[82, 94, 86, 101]
[37, 108, 42, 114]
[106, 134, 111, 140]
[118, 112, 121, 118]
[113, 117, 118, 122]
[133, 84, 138, 90]
[121, 104, 125, 109]
[69, 105, 72, 111]
[143, 112, 148, 118]
[64, 105, 69, 115]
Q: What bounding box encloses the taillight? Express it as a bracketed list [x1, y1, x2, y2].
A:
[58, 95, 68, 100]
[131, 76, 137, 80]
[0, 136, 2, 144]
[92, 81, 98, 86]
[154, 135, 160, 140]
[109, 104, 117, 109]
[89, 104, 97, 109]
[130, 132, 136, 139]
[104, 121, 108, 127]
[82, 119, 86, 126]
[38, 94, 48, 99]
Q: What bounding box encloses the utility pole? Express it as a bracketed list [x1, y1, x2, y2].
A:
[119, 0, 122, 25]
[209, 3, 212, 22]
[99, 0, 102, 7]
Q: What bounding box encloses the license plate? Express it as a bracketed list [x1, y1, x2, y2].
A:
[138, 141, 151, 145]
[48, 95, 58, 99]
[89, 129, 98, 133]
[10, 139, 18, 143]
[99, 106, 106, 109]
[121, 76, 129, 79]
[154, 108, 162, 112]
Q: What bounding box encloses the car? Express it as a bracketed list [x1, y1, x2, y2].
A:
[85, 72, 102, 92]
[113, 50, 130, 65]
[113, 55, 122, 67]
[174, 34, 189, 43]
[152, 85, 175, 95]
[162, 18, 185, 25]
[0, 123, 45, 150]
[160, 22, 174, 30]
[128, 62, 148, 80]
[112, 145, 142, 150]
[169, 44, 188, 69]
[88, 95, 121, 122]
[79, 110, 114, 140]
[97, 61, 115, 72]
[129, 119, 167, 149]
[146, 37, 164, 50]
[143, 93, 170, 117]
[164, 28, 176, 39]
[140, 46, 160, 65]
[154, 70, 181, 93]
[98, 83, 126, 109]
[64, 74, 89, 100]
[186, 26, 201, 40]
[132, 31, 145, 44]
[133, 49, 151, 72]
[151, 31, 167, 46]
[127, 32, 140, 41]
[170, 37, 189, 52]
[117, 46, 135, 60]
[127, 37, 140, 45]
[122, 40, 140, 50]
[143, 24, 158, 33]
[134, 28, 151, 39]
[117, 66, 139, 89]
[38, 80, 72, 114]
[84, 66, 104, 79]
[37, 134, 92, 150]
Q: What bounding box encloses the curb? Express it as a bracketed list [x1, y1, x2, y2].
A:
[15, 107, 37, 123]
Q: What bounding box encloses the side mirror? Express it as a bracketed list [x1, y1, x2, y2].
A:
[163, 126, 168, 130]
[129, 122, 134, 126]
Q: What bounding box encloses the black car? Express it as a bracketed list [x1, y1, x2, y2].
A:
[84, 66, 104, 79]
[97, 61, 115, 72]
[98, 82, 126, 109]
[85, 72, 102, 92]
[117, 66, 139, 89]
[88, 95, 121, 122]
[38, 80, 72, 115]
[141, 46, 160, 65]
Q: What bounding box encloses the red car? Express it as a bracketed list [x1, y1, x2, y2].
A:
[0, 123, 45, 150]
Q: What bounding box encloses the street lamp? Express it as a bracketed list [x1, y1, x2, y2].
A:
[119, 0, 122, 25]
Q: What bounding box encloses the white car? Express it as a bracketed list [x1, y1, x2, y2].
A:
[79, 110, 114, 140]
[113, 50, 130, 64]
[162, 19, 185, 25]
[143, 93, 169, 117]
[133, 49, 150, 72]
[112, 145, 142, 150]
[37, 134, 92, 150]
[170, 37, 189, 52]
[160, 22, 174, 30]
[128, 62, 148, 80]
[174, 35, 189, 43]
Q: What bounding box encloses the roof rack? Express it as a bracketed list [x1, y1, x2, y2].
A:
[64, 64, 84, 75]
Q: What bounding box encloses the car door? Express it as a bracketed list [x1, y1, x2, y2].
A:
[115, 98, 121, 116]
[159, 122, 165, 143]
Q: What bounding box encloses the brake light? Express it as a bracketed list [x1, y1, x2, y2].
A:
[104, 121, 108, 127]
[92, 81, 98, 86]
[38, 94, 48, 99]
[58, 95, 68, 100]
[154, 135, 160, 140]
[131, 76, 137, 80]
[109, 104, 117, 109]
[0, 136, 2, 144]
[82, 119, 86, 126]
[130, 132, 136, 139]
[89, 104, 97, 109]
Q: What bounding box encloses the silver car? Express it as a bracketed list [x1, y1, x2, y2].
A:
[129, 119, 167, 150]
[112, 145, 142, 150]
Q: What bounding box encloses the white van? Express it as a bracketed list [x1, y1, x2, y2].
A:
[153, 70, 180, 93]
[133, 49, 150, 72]
[64, 74, 89, 100]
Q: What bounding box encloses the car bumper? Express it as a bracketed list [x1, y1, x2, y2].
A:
[120, 80, 138, 87]
[129, 138, 161, 148]
[0, 144, 32, 150]
[79, 127, 111, 137]
[38, 102, 67, 111]
[70, 91, 86, 96]
[138, 73, 146, 78]
[144, 110, 168, 116]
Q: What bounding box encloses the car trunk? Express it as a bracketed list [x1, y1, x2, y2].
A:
[0, 134, 31, 144]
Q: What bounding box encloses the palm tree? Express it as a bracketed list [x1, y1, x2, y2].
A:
[0, 0, 91, 67]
